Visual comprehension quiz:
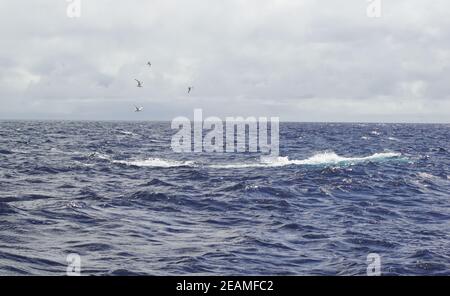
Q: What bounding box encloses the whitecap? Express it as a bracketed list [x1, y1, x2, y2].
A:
[417, 172, 449, 183]
[269, 152, 401, 166]
[114, 158, 195, 168]
[49, 147, 63, 153]
[117, 130, 139, 137]
[109, 152, 403, 169]
[95, 153, 111, 161]
[210, 151, 403, 169]
[417, 172, 436, 180]
[388, 137, 400, 141]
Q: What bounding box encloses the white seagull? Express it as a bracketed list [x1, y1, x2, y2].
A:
[134, 106, 144, 112]
[135, 79, 143, 88]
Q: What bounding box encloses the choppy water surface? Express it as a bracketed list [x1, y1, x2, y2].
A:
[0, 121, 449, 275]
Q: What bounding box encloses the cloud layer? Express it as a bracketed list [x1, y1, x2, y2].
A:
[0, 0, 449, 122]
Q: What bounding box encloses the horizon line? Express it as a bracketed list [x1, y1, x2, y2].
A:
[0, 118, 449, 125]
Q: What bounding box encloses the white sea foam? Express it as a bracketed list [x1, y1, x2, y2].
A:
[94, 153, 111, 160]
[49, 147, 63, 153]
[210, 152, 402, 169]
[268, 152, 401, 166]
[114, 158, 195, 168]
[417, 172, 449, 183]
[107, 152, 402, 169]
[417, 172, 436, 180]
[117, 130, 139, 137]
[388, 137, 400, 141]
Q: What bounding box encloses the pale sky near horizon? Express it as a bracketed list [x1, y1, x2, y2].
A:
[0, 0, 449, 122]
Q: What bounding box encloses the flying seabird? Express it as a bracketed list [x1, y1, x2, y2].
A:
[134, 105, 144, 112]
[187, 86, 193, 94]
[135, 79, 143, 88]
[147, 61, 152, 67]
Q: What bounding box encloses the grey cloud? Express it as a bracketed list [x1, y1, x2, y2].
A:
[0, 0, 449, 122]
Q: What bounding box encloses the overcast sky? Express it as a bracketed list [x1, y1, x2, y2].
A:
[0, 0, 449, 122]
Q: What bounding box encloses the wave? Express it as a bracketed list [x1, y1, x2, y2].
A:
[417, 172, 437, 180]
[94, 153, 111, 161]
[210, 152, 402, 169]
[92, 153, 193, 168]
[117, 130, 139, 137]
[291, 151, 402, 165]
[106, 151, 402, 169]
[388, 137, 400, 141]
[0, 149, 13, 155]
[417, 172, 450, 183]
[113, 158, 195, 168]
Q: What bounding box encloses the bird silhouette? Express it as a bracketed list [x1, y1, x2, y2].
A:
[135, 79, 143, 87]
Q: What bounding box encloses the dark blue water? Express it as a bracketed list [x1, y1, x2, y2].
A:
[0, 121, 449, 275]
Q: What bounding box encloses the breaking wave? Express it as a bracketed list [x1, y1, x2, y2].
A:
[107, 152, 402, 169]
[113, 158, 195, 168]
[210, 152, 402, 169]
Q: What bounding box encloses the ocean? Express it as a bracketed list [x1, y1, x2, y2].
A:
[0, 121, 449, 275]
